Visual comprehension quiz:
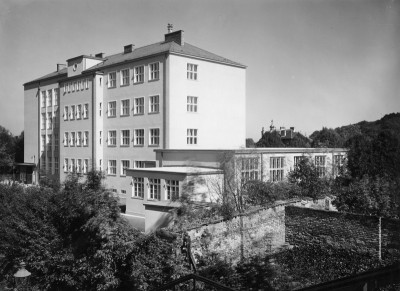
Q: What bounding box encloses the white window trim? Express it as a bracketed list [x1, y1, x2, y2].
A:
[133, 128, 145, 146]
[133, 97, 145, 115]
[120, 68, 130, 86]
[149, 128, 160, 146]
[120, 99, 130, 116]
[133, 65, 145, 84]
[107, 159, 117, 176]
[148, 62, 160, 81]
[149, 95, 160, 114]
[107, 129, 117, 147]
[120, 159, 130, 177]
[120, 129, 130, 147]
[108, 71, 117, 88]
[107, 100, 117, 118]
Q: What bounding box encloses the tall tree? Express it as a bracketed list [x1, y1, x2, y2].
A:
[0, 125, 15, 173]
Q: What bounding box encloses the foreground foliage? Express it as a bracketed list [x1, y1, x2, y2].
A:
[0, 173, 185, 290]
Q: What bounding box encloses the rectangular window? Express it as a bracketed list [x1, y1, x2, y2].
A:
[187, 96, 198, 112]
[108, 160, 117, 175]
[54, 157, 59, 174]
[166, 180, 179, 200]
[76, 104, 82, 119]
[187, 63, 198, 80]
[77, 159, 82, 173]
[315, 156, 326, 178]
[41, 91, 46, 108]
[41, 113, 46, 129]
[148, 178, 161, 200]
[70, 132, 75, 147]
[121, 160, 130, 176]
[121, 99, 130, 116]
[85, 78, 89, 89]
[83, 131, 89, 147]
[187, 129, 198, 145]
[83, 159, 89, 174]
[134, 97, 144, 115]
[99, 102, 102, 116]
[294, 156, 305, 168]
[70, 158, 75, 172]
[241, 157, 260, 181]
[54, 133, 59, 153]
[47, 134, 52, 152]
[83, 103, 89, 119]
[73, 82, 76, 92]
[64, 83, 67, 94]
[99, 159, 102, 171]
[70, 105, 75, 120]
[108, 130, 116, 146]
[76, 131, 82, 146]
[68, 82, 71, 93]
[108, 72, 116, 88]
[149, 128, 160, 146]
[135, 161, 145, 168]
[54, 89, 59, 106]
[121, 68, 130, 86]
[64, 106, 68, 121]
[47, 157, 52, 173]
[134, 66, 144, 83]
[99, 131, 102, 145]
[64, 132, 69, 147]
[149, 95, 159, 113]
[121, 130, 130, 146]
[270, 157, 285, 182]
[149, 62, 159, 81]
[53, 111, 59, 128]
[64, 158, 69, 172]
[333, 154, 344, 176]
[40, 156, 45, 171]
[133, 177, 144, 198]
[108, 101, 116, 117]
[134, 129, 144, 146]
[47, 89, 52, 107]
[47, 112, 52, 129]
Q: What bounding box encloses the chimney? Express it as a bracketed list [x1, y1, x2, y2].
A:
[95, 53, 104, 58]
[167, 23, 173, 33]
[290, 127, 295, 131]
[57, 64, 66, 72]
[124, 44, 134, 54]
[164, 24, 184, 45]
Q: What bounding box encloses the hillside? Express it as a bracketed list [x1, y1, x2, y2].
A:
[310, 112, 400, 148]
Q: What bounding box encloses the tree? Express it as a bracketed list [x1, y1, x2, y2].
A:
[0, 125, 15, 173]
[310, 127, 344, 148]
[14, 131, 24, 163]
[256, 131, 285, 147]
[287, 156, 331, 199]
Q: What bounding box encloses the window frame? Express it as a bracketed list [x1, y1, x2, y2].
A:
[166, 180, 179, 200]
[108, 159, 117, 176]
[108, 130, 117, 147]
[134, 129, 144, 146]
[108, 71, 117, 88]
[149, 62, 160, 81]
[120, 160, 130, 176]
[148, 178, 161, 200]
[187, 128, 198, 145]
[120, 99, 130, 116]
[107, 101, 117, 118]
[134, 65, 144, 83]
[149, 128, 160, 146]
[132, 177, 144, 198]
[149, 95, 159, 114]
[134, 97, 144, 115]
[240, 157, 260, 182]
[187, 63, 198, 80]
[121, 129, 130, 147]
[315, 155, 326, 178]
[187, 96, 198, 112]
[83, 103, 89, 119]
[270, 157, 285, 182]
[120, 68, 130, 86]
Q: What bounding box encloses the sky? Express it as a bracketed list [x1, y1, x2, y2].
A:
[0, 0, 399, 140]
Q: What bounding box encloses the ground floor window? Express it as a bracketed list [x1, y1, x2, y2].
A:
[315, 156, 326, 177]
[270, 157, 285, 182]
[166, 180, 179, 200]
[148, 178, 161, 200]
[133, 177, 144, 198]
[240, 157, 260, 181]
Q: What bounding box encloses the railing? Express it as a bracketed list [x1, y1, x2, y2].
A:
[153, 273, 238, 291]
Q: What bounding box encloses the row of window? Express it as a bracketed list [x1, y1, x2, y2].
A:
[63, 104, 89, 121]
[132, 177, 179, 201]
[63, 131, 89, 147]
[41, 111, 59, 130]
[106, 62, 198, 89]
[100, 159, 156, 175]
[41, 89, 60, 108]
[104, 95, 198, 118]
[63, 78, 90, 94]
[41, 134, 59, 152]
[240, 155, 345, 182]
[63, 158, 89, 174]
[40, 157, 59, 174]
[102, 128, 198, 147]
[104, 128, 160, 146]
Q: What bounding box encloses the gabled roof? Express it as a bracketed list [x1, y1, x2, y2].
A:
[24, 40, 245, 85]
[84, 41, 245, 72]
[24, 67, 67, 86]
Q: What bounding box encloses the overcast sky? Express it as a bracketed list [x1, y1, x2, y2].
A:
[1, 0, 399, 140]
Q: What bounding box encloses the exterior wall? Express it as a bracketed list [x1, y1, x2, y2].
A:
[24, 83, 40, 182]
[145, 205, 175, 233]
[102, 55, 166, 198]
[59, 76, 93, 181]
[167, 54, 246, 149]
[156, 150, 226, 168]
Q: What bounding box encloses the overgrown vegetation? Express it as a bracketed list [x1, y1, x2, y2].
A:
[0, 172, 187, 290]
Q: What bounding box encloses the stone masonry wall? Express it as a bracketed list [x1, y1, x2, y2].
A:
[187, 202, 301, 264]
[286, 206, 381, 255]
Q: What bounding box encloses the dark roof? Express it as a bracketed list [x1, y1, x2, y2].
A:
[25, 41, 245, 85]
[24, 68, 67, 86]
[84, 41, 245, 72]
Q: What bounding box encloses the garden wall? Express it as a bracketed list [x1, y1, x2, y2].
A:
[286, 206, 400, 259]
[188, 201, 302, 264]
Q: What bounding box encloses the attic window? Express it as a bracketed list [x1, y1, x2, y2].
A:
[73, 63, 78, 71]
